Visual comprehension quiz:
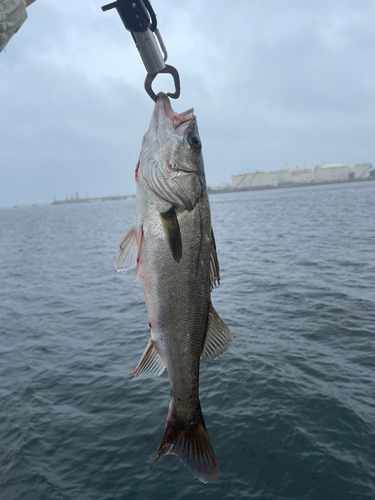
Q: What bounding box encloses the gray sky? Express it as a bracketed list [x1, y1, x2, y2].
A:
[1, 0, 375, 207]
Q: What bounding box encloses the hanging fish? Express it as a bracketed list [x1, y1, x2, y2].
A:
[116, 93, 233, 483]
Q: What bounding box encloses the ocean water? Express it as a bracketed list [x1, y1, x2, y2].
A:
[0, 181, 374, 500]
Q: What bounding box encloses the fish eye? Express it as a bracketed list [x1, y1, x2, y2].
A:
[188, 134, 201, 151]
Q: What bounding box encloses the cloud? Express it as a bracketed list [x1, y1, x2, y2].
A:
[1, 0, 375, 206]
[0, 58, 148, 205]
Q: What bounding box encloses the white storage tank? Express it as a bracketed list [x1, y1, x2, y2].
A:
[278, 165, 313, 184]
[232, 172, 250, 189]
[354, 163, 373, 179]
[314, 163, 349, 182]
[232, 170, 277, 189]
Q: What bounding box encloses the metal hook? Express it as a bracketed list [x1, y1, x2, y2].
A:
[145, 65, 181, 102]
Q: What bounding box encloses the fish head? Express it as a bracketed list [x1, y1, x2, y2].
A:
[140, 93, 206, 210]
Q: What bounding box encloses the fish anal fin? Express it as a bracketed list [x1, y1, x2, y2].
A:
[201, 303, 233, 364]
[210, 228, 220, 289]
[151, 403, 219, 484]
[115, 225, 142, 272]
[160, 207, 182, 263]
[134, 339, 165, 378]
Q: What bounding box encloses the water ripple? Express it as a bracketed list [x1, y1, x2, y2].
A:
[0, 182, 375, 499]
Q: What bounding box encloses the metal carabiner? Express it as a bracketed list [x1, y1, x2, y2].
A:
[145, 65, 181, 102]
[102, 0, 181, 101]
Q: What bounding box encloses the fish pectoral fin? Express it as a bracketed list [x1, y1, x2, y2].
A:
[115, 225, 142, 273]
[210, 228, 220, 289]
[133, 340, 165, 378]
[201, 303, 233, 364]
[160, 207, 182, 263]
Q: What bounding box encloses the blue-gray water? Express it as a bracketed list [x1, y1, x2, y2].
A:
[1, 181, 374, 500]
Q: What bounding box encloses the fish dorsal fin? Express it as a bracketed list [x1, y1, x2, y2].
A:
[210, 228, 220, 289]
[115, 225, 142, 272]
[201, 303, 233, 364]
[134, 340, 165, 377]
[160, 207, 182, 263]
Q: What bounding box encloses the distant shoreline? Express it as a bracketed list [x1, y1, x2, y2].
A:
[50, 177, 374, 205]
[51, 194, 136, 205]
[207, 176, 375, 195]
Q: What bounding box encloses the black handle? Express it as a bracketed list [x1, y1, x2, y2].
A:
[101, 0, 157, 33]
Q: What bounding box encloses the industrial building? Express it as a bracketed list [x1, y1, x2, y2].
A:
[231, 170, 277, 189]
[231, 162, 373, 190]
[314, 163, 349, 182]
[354, 163, 373, 179]
[278, 165, 313, 185]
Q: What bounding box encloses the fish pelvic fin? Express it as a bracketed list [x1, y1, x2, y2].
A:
[115, 226, 144, 280]
[115, 225, 143, 275]
[150, 404, 219, 484]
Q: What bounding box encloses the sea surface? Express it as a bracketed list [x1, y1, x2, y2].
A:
[0, 181, 374, 500]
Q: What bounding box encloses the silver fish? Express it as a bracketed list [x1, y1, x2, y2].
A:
[116, 93, 233, 483]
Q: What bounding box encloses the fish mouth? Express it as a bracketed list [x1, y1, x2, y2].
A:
[153, 93, 195, 143]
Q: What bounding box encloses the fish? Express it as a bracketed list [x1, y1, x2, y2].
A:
[115, 92, 233, 483]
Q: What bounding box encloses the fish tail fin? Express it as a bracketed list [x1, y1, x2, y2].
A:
[150, 403, 219, 484]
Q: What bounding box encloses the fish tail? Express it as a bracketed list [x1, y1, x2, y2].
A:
[150, 402, 219, 484]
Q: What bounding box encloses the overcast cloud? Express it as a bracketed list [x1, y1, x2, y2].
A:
[1, 0, 375, 207]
